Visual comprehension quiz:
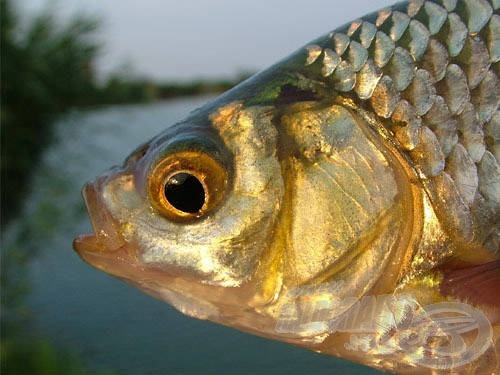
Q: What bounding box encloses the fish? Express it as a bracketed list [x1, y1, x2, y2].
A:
[74, 0, 500, 372]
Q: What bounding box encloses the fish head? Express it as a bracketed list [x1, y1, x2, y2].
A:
[73, 99, 287, 327]
[73, 83, 420, 340]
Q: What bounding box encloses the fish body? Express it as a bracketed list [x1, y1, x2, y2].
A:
[74, 0, 500, 372]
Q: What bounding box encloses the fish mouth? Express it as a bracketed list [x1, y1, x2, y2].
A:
[73, 179, 147, 279]
[73, 180, 127, 257]
[72, 180, 203, 296]
[73, 177, 202, 283]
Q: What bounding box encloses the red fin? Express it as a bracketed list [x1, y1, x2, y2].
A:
[440, 260, 500, 310]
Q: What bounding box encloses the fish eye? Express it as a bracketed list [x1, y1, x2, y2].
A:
[148, 151, 227, 221]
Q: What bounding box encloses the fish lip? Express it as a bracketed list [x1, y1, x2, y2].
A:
[73, 237, 137, 278]
[73, 179, 126, 256]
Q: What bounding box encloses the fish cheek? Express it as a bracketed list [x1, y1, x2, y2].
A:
[194, 102, 285, 285]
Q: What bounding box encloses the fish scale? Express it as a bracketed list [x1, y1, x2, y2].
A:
[302, 0, 499, 251]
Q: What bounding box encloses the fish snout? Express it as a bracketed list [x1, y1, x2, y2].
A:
[73, 180, 126, 254]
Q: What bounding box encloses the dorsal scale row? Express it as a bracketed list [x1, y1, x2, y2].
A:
[301, 0, 499, 252]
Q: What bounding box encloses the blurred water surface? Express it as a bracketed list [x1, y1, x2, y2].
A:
[7, 96, 380, 374]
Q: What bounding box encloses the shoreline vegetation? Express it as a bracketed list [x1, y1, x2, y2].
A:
[1, 0, 251, 225]
[0, 0, 249, 373]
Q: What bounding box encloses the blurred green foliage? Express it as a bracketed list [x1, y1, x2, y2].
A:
[1, 1, 250, 372]
[3, 339, 88, 375]
[2, 338, 114, 375]
[1, 0, 101, 224]
[96, 72, 252, 105]
[0, 0, 250, 225]
[0, 1, 103, 373]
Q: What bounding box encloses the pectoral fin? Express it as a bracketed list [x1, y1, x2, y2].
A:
[440, 260, 500, 323]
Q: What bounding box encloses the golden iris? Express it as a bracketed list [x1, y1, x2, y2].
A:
[148, 151, 228, 221]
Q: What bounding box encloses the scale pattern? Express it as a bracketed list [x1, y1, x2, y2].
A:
[301, 0, 499, 251]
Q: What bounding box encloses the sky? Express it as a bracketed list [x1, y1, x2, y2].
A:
[18, 0, 393, 82]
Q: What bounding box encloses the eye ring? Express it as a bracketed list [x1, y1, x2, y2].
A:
[148, 151, 227, 221]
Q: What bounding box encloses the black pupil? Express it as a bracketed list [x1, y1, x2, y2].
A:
[164, 173, 205, 214]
